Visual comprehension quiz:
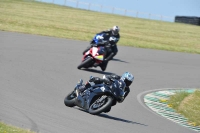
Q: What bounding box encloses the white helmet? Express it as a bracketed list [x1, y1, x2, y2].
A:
[120, 72, 134, 87]
[112, 26, 120, 35]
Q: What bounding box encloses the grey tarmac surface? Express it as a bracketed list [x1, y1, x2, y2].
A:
[0, 31, 200, 133]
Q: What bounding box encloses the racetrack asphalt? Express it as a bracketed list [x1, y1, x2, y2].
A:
[0, 31, 200, 133]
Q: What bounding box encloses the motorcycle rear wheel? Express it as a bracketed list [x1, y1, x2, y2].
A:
[77, 57, 93, 69]
[88, 95, 113, 115]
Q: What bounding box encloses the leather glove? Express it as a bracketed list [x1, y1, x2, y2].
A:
[104, 79, 111, 85]
[89, 76, 95, 82]
[77, 85, 86, 92]
[88, 76, 95, 86]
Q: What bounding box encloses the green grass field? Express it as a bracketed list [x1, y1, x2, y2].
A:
[168, 90, 200, 126]
[0, 122, 35, 133]
[0, 0, 200, 54]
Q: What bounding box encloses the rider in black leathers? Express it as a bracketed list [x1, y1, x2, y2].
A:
[76, 72, 134, 104]
[82, 26, 120, 71]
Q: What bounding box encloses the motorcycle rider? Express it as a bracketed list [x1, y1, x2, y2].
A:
[82, 25, 120, 62]
[76, 72, 134, 104]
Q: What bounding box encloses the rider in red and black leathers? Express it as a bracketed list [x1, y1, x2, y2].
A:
[82, 26, 120, 71]
[93, 26, 120, 62]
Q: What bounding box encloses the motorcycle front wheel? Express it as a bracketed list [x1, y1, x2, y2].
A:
[88, 95, 113, 115]
[77, 57, 93, 69]
[64, 91, 77, 107]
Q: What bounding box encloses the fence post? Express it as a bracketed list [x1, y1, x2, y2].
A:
[64, 0, 67, 5]
[136, 12, 138, 17]
[88, 3, 90, 10]
[76, 1, 79, 8]
[124, 9, 127, 16]
[100, 5, 102, 12]
[112, 7, 115, 14]
[160, 15, 163, 21]
[149, 13, 151, 19]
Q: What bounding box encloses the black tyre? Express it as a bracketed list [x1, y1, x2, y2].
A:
[104, 107, 111, 113]
[77, 57, 93, 69]
[88, 95, 113, 115]
[64, 91, 76, 107]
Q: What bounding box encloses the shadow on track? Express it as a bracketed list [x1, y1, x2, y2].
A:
[81, 68, 114, 75]
[98, 114, 148, 126]
[75, 108, 147, 126]
[112, 58, 129, 63]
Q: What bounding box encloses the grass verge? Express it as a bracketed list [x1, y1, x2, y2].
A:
[168, 90, 200, 126]
[0, 122, 35, 133]
[0, 0, 200, 54]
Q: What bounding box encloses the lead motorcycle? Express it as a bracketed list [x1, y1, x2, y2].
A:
[77, 33, 112, 71]
[64, 78, 125, 115]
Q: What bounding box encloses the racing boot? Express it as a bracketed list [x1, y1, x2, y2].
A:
[100, 61, 108, 71]
[104, 52, 114, 62]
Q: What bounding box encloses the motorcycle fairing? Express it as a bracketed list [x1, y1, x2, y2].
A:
[80, 84, 113, 110]
[97, 46, 105, 55]
[93, 46, 105, 61]
[83, 46, 104, 62]
[91, 47, 98, 56]
[94, 55, 103, 60]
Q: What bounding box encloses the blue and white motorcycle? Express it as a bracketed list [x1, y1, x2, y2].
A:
[64, 78, 125, 115]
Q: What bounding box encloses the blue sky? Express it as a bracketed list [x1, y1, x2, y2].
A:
[40, 0, 200, 22]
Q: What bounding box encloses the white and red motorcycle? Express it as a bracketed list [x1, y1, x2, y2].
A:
[77, 33, 111, 71]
